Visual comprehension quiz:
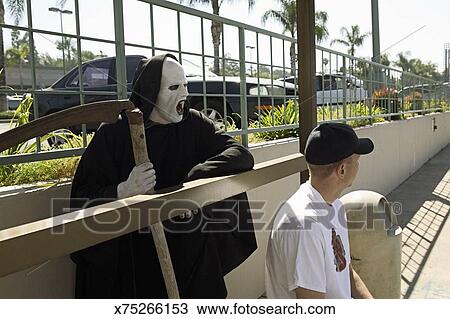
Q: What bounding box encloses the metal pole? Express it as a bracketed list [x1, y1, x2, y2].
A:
[371, 0, 381, 64]
[27, 0, 40, 151]
[113, 0, 128, 100]
[298, 0, 317, 183]
[60, 12, 66, 74]
[239, 27, 249, 147]
[371, 0, 381, 92]
[74, 0, 87, 147]
[342, 57, 347, 119]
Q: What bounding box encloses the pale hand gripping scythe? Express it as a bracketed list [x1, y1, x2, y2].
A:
[0, 100, 180, 298]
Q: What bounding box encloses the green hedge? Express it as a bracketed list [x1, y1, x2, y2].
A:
[0, 95, 90, 187]
[0, 111, 15, 120]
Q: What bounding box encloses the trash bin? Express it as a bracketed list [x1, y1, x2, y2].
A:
[340, 190, 402, 299]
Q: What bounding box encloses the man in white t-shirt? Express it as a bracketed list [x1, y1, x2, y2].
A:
[265, 123, 374, 299]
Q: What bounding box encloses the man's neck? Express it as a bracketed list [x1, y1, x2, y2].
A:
[149, 108, 170, 125]
[310, 178, 343, 205]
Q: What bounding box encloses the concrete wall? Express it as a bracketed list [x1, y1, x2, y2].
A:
[5, 66, 65, 89]
[0, 112, 449, 298]
[347, 112, 450, 196]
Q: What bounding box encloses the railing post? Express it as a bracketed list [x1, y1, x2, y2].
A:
[74, 0, 87, 147]
[238, 27, 249, 148]
[298, 0, 317, 183]
[113, 0, 128, 100]
[401, 74, 405, 119]
[342, 56, 347, 119]
[445, 83, 448, 110]
[25, 0, 41, 152]
[371, 0, 381, 65]
[421, 81, 425, 114]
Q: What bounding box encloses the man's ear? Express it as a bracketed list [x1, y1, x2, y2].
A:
[336, 162, 345, 179]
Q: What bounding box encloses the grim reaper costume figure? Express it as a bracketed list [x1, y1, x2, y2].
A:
[70, 54, 257, 298]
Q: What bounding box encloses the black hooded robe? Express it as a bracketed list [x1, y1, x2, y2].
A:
[70, 54, 257, 298]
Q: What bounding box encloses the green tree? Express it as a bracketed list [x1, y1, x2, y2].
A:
[331, 25, 370, 57]
[5, 30, 29, 89]
[394, 52, 417, 73]
[394, 51, 442, 87]
[261, 0, 328, 75]
[211, 53, 240, 76]
[80, 50, 98, 61]
[257, 65, 271, 79]
[1, 0, 26, 110]
[380, 53, 390, 67]
[412, 60, 441, 80]
[5, 29, 29, 65]
[314, 11, 329, 44]
[181, 0, 255, 75]
[56, 38, 72, 63]
[39, 53, 58, 67]
[38, 50, 100, 69]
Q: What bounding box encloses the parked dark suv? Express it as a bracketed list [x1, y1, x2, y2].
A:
[31, 55, 145, 122]
[187, 76, 297, 124]
[32, 55, 297, 129]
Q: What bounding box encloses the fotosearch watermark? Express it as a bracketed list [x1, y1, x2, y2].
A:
[49, 197, 402, 235]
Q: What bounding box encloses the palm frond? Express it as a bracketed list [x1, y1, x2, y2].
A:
[315, 10, 329, 43]
[331, 39, 349, 47]
[56, 0, 69, 8]
[261, 10, 286, 26]
[6, 0, 25, 25]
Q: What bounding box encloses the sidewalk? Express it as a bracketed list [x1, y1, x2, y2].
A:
[0, 123, 11, 135]
[387, 144, 450, 298]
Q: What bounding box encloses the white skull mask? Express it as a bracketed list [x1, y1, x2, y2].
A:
[153, 58, 189, 123]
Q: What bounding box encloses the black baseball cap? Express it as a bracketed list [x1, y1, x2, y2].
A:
[305, 123, 374, 165]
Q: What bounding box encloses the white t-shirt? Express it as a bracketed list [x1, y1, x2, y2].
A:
[265, 181, 351, 299]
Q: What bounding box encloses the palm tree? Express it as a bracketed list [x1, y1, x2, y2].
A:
[331, 25, 370, 57]
[261, 0, 328, 75]
[314, 11, 329, 43]
[395, 52, 441, 81]
[0, 0, 26, 111]
[182, 0, 255, 75]
[394, 52, 417, 73]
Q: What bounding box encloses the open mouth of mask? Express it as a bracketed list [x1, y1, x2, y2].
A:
[176, 100, 186, 115]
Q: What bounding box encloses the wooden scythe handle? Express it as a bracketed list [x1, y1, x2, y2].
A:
[126, 109, 180, 299]
[0, 100, 135, 153]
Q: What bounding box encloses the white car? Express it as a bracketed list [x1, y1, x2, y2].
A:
[283, 74, 368, 106]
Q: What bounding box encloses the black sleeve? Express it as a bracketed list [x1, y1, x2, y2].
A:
[69, 123, 127, 269]
[185, 111, 254, 181]
[70, 123, 121, 207]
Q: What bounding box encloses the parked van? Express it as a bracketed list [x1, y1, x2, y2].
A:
[283, 74, 368, 105]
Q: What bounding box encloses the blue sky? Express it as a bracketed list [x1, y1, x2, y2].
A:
[213, 0, 450, 71]
[4, 0, 449, 71]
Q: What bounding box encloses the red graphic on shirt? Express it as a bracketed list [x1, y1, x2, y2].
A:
[331, 228, 347, 272]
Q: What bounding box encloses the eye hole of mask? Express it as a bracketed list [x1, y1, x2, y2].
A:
[168, 85, 179, 91]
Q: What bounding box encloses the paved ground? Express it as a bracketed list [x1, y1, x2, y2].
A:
[387, 144, 450, 298]
[0, 122, 10, 135]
